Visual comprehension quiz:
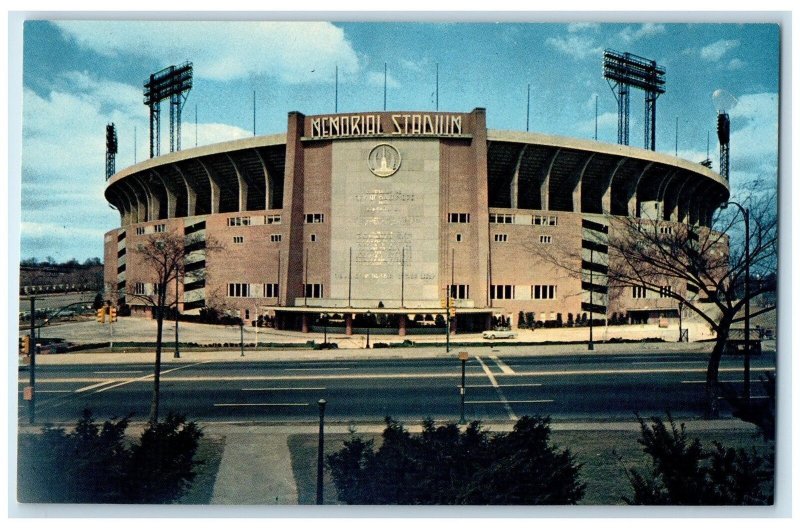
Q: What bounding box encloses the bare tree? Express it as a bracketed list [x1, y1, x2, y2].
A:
[126, 232, 217, 423]
[532, 193, 777, 418]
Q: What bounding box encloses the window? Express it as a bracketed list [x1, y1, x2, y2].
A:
[305, 213, 324, 224]
[227, 216, 251, 227]
[494, 233, 508, 242]
[266, 215, 282, 224]
[233, 236, 244, 244]
[455, 233, 462, 242]
[303, 283, 324, 298]
[660, 285, 672, 298]
[134, 282, 146, 295]
[244, 309, 250, 320]
[490, 284, 514, 300]
[135, 227, 145, 235]
[659, 226, 673, 235]
[532, 285, 557, 300]
[489, 213, 513, 224]
[154, 224, 166, 233]
[310, 234, 317, 242]
[540, 235, 552, 244]
[264, 283, 279, 298]
[270, 234, 282, 242]
[632, 286, 647, 299]
[448, 213, 470, 223]
[448, 284, 470, 300]
[228, 283, 251, 297]
[533, 215, 558, 226]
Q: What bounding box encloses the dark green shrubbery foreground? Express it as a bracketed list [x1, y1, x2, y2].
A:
[18, 410, 202, 503]
[327, 415, 585, 505]
[623, 415, 773, 505]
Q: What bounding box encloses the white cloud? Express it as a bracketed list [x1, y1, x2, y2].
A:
[400, 58, 426, 73]
[700, 39, 740, 61]
[367, 71, 400, 89]
[727, 58, 746, 70]
[618, 23, 666, 44]
[567, 23, 599, 33]
[545, 35, 602, 60]
[54, 21, 361, 83]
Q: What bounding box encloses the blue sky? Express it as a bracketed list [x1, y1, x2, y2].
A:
[17, 19, 780, 261]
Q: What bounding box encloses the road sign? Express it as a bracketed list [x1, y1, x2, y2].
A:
[458, 351, 469, 361]
[23, 386, 34, 401]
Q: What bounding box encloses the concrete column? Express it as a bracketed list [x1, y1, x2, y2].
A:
[485, 314, 493, 331]
[301, 313, 309, 333]
[398, 314, 407, 336]
[345, 313, 353, 336]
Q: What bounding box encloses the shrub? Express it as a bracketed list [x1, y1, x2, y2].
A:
[327, 416, 584, 505]
[623, 415, 772, 505]
[18, 410, 202, 504]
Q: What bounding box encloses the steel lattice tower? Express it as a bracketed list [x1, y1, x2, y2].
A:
[105, 123, 117, 180]
[717, 112, 730, 180]
[144, 63, 193, 158]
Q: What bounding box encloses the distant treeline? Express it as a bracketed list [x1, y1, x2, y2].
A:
[20, 257, 103, 294]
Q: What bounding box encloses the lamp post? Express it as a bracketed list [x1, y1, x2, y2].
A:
[588, 247, 594, 351]
[174, 275, 180, 359]
[322, 313, 328, 346]
[365, 310, 371, 349]
[316, 398, 327, 505]
[458, 351, 468, 424]
[723, 200, 750, 408]
[239, 314, 245, 357]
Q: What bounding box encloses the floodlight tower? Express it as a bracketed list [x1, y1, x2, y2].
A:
[603, 50, 665, 150]
[144, 62, 193, 158]
[713, 90, 736, 181]
[105, 123, 118, 180]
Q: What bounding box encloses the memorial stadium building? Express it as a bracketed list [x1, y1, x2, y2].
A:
[103, 108, 729, 335]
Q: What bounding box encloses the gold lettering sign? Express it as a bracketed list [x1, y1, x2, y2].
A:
[308, 113, 465, 139]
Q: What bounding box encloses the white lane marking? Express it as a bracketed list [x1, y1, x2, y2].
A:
[509, 366, 776, 377]
[682, 379, 746, 384]
[75, 380, 119, 393]
[242, 387, 326, 391]
[95, 361, 212, 393]
[19, 389, 72, 394]
[632, 360, 706, 365]
[93, 370, 144, 375]
[213, 403, 309, 407]
[716, 396, 770, 400]
[461, 383, 542, 388]
[475, 356, 517, 421]
[490, 356, 515, 374]
[465, 400, 553, 405]
[284, 367, 351, 371]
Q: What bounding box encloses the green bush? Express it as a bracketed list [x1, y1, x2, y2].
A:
[18, 410, 202, 504]
[623, 415, 773, 505]
[327, 415, 585, 505]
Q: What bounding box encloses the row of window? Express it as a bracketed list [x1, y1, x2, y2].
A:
[488, 213, 559, 226]
[135, 224, 166, 236]
[632, 285, 673, 299]
[227, 283, 280, 298]
[490, 234, 551, 244]
[227, 215, 282, 227]
[490, 284, 558, 300]
[232, 234, 284, 244]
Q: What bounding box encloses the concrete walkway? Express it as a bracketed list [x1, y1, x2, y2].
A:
[210, 432, 298, 505]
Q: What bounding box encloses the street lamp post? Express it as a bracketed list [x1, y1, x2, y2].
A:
[723, 201, 751, 408]
[239, 316, 245, 357]
[365, 310, 371, 349]
[588, 247, 594, 351]
[316, 398, 327, 505]
[458, 351, 468, 424]
[322, 313, 328, 346]
[174, 276, 180, 359]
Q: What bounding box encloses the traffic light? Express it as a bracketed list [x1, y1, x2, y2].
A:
[96, 307, 106, 323]
[21, 335, 30, 355]
[109, 306, 117, 323]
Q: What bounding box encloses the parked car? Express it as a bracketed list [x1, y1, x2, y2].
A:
[482, 328, 517, 339]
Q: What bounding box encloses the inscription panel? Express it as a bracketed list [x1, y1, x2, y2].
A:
[330, 139, 440, 306]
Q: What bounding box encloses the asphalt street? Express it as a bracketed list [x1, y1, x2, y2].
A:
[18, 350, 775, 425]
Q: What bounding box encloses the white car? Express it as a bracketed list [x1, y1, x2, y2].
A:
[482, 329, 517, 339]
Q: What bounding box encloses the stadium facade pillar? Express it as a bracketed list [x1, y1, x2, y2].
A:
[301, 313, 309, 333]
[345, 313, 353, 336]
[398, 314, 407, 336]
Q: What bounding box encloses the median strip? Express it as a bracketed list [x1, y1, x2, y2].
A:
[241, 387, 326, 391]
[213, 403, 309, 407]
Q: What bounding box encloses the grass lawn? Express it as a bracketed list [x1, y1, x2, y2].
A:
[288, 426, 774, 505]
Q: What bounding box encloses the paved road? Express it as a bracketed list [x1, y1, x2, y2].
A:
[17, 350, 775, 425]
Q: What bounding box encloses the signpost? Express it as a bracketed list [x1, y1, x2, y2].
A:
[458, 350, 469, 424]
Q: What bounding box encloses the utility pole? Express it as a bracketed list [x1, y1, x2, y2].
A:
[174, 275, 180, 359]
[458, 351, 468, 424]
[27, 297, 36, 424]
[316, 399, 327, 505]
